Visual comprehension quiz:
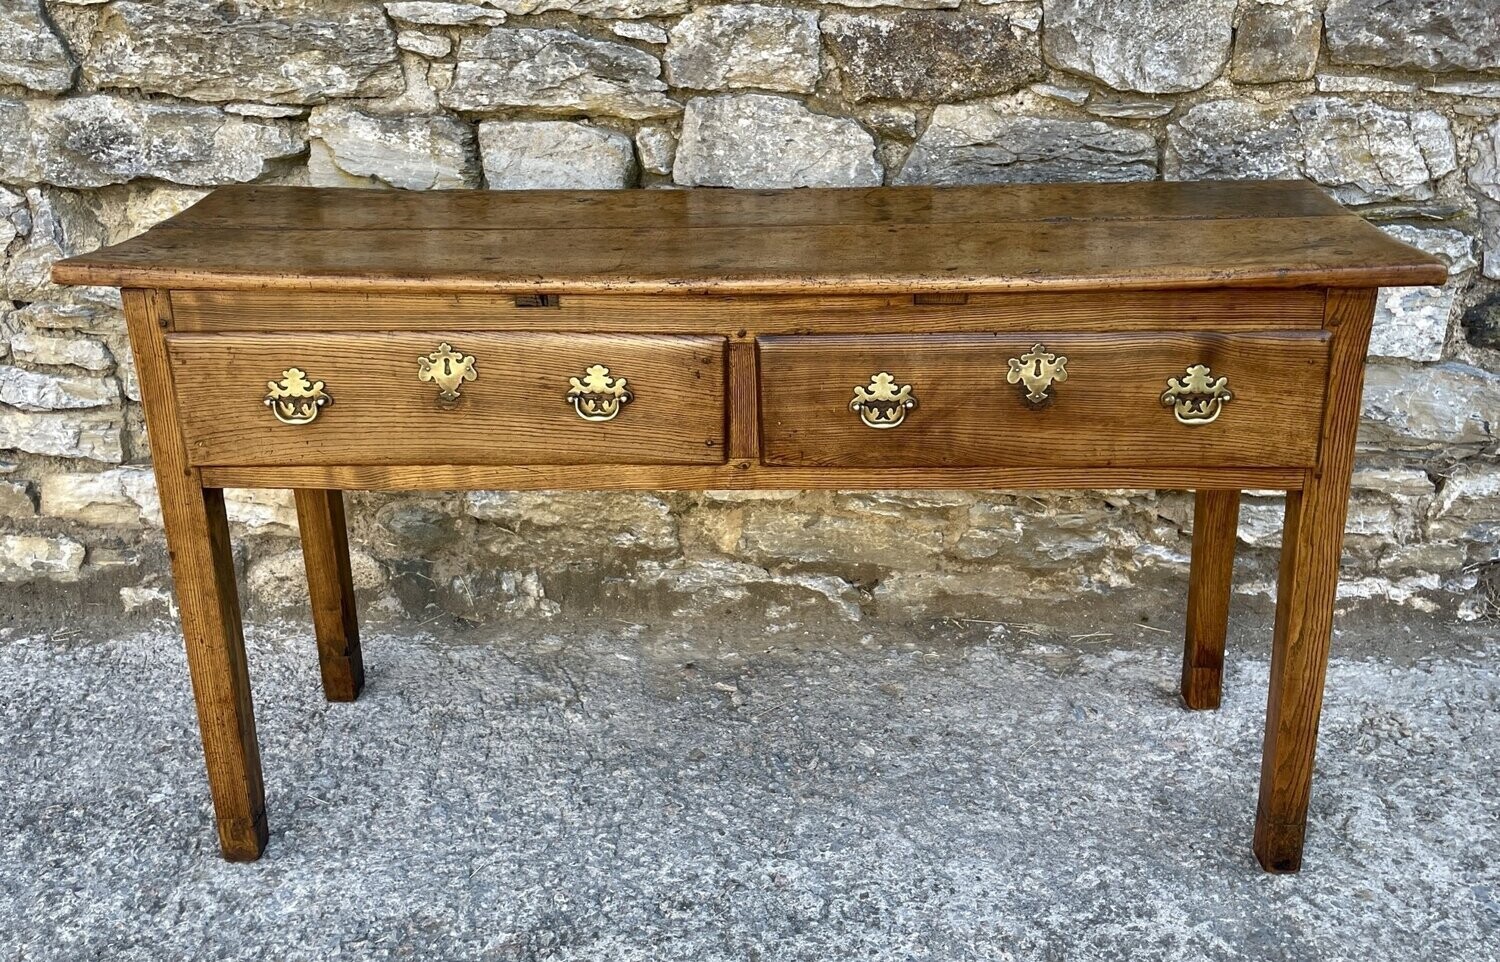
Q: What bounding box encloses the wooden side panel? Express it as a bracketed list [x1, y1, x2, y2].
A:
[759, 332, 1331, 468]
[168, 288, 1330, 335]
[168, 332, 727, 467]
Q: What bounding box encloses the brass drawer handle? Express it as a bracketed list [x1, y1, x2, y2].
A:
[264, 367, 331, 425]
[1162, 364, 1233, 425]
[1006, 343, 1067, 406]
[567, 364, 632, 421]
[850, 372, 916, 429]
[417, 342, 477, 402]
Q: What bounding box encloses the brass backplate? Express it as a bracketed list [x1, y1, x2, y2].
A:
[850, 372, 917, 429]
[417, 342, 478, 402]
[567, 364, 633, 422]
[1161, 364, 1234, 425]
[1006, 343, 1068, 406]
[263, 368, 331, 425]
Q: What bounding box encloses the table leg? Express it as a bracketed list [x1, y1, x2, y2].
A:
[294, 489, 364, 702]
[1253, 288, 1374, 873]
[163, 484, 269, 861]
[1182, 489, 1240, 710]
[1253, 473, 1359, 871]
[125, 289, 267, 861]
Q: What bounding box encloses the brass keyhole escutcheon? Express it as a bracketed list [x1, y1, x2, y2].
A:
[850, 372, 917, 429]
[1006, 343, 1068, 406]
[567, 363, 633, 422]
[417, 342, 477, 403]
[1161, 364, 1233, 425]
[264, 367, 331, 425]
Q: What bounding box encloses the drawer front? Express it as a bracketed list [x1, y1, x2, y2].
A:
[168, 332, 726, 466]
[759, 332, 1331, 468]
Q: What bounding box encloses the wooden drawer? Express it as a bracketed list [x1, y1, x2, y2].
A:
[167, 332, 727, 466]
[758, 332, 1332, 468]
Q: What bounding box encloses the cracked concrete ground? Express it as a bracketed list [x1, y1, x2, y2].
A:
[0, 600, 1495, 961]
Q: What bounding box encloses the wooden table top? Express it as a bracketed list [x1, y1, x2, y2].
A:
[54, 180, 1447, 295]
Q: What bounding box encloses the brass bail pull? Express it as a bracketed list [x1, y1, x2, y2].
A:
[1161, 364, 1234, 425]
[264, 367, 331, 425]
[567, 364, 633, 422]
[850, 372, 917, 429]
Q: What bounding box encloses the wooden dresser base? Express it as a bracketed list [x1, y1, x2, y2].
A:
[118, 284, 1378, 873]
[62, 183, 1446, 874]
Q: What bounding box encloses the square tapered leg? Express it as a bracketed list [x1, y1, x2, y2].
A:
[1183, 489, 1240, 710]
[1253, 288, 1376, 872]
[294, 488, 364, 702]
[126, 289, 268, 860]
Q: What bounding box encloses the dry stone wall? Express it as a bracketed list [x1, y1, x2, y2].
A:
[0, 0, 1497, 624]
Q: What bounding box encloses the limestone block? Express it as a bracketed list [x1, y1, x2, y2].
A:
[1368, 223, 1477, 362]
[0, 366, 118, 411]
[386, 2, 507, 26]
[1229, 0, 1321, 84]
[897, 107, 1157, 185]
[1361, 362, 1500, 450]
[1428, 463, 1500, 544]
[75, 0, 401, 104]
[0, 534, 85, 583]
[0, 408, 123, 462]
[1326, 0, 1500, 73]
[0, 0, 76, 92]
[441, 28, 678, 120]
[674, 95, 880, 188]
[40, 467, 159, 527]
[479, 121, 637, 189]
[1042, 0, 1236, 93]
[823, 11, 1041, 102]
[0, 96, 303, 189]
[7, 331, 113, 372]
[308, 106, 479, 190]
[1165, 98, 1456, 204]
[634, 126, 677, 176]
[666, 5, 820, 93]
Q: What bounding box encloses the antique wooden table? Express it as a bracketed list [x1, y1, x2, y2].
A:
[54, 181, 1444, 871]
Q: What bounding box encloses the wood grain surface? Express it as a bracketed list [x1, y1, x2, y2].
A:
[1253, 288, 1378, 873]
[199, 462, 1308, 492]
[1183, 489, 1242, 710]
[728, 341, 760, 461]
[167, 332, 727, 467]
[759, 332, 1332, 468]
[168, 288, 1330, 335]
[114, 180, 1365, 230]
[293, 489, 364, 702]
[124, 289, 268, 861]
[53, 182, 1447, 294]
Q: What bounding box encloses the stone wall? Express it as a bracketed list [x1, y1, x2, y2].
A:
[1, 0, 1497, 624]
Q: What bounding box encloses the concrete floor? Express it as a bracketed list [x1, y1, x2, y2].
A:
[0, 605, 1495, 961]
